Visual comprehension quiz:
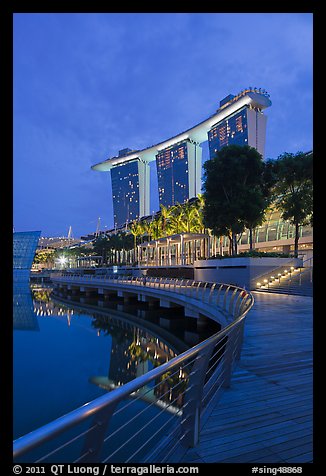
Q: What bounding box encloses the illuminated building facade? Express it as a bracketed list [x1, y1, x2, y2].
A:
[156, 139, 202, 208]
[235, 207, 313, 257]
[92, 87, 271, 226]
[208, 97, 267, 159]
[111, 158, 150, 228]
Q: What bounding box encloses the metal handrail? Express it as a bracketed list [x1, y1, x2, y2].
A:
[14, 275, 254, 462]
[54, 274, 246, 308]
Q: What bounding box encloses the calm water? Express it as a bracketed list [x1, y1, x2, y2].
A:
[14, 282, 219, 460]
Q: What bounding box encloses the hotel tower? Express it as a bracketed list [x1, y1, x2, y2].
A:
[92, 88, 271, 227]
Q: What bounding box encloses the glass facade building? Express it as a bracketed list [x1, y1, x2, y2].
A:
[156, 140, 202, 208]
[111, 160, 140, 227]
[208, 105, 267, 159]
[222, 207, 313, 254]
[208, 107, 248, 158]
[13, 231, 41, 330]
[156, 141, 189, 208]
[92, 87, 271, 225]
[13, 231, 41, 281]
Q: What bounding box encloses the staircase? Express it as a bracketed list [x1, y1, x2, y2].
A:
[254, 259, 313, 297]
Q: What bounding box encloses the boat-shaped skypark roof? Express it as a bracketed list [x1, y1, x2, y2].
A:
[91, 89, 272, 172]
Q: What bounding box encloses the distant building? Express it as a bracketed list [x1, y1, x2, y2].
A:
[38, 236, 82, 249]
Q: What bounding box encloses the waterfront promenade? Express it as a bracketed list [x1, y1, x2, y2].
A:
[182, 291, 313, 463]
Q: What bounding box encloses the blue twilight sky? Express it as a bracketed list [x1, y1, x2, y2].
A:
[13, 12, 313, 238]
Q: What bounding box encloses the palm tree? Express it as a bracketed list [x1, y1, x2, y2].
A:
[147, 218, 161, 241]
[195, 194, 206, 234]
[129, 220, 143, 262]
[169, 204, 185, 234]
[158, 204, 173, 237]
[181, 201, 201, 233]
[118, 231, 133, 264]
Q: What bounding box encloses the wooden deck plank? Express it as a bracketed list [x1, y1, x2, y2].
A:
[200, 416, 312, 441]
[209, 394, 312, 417]
[286, 452, 313, 463]
[197, 426, 312, 452]
[181, 292, 313, 463]
[196, 429, 313, 459]
[213, 393, 312, 412]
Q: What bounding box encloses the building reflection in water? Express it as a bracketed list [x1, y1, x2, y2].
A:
[13, 281, 39, 331]
[17, 286, 218, 416]
[89, 313, 188, 410]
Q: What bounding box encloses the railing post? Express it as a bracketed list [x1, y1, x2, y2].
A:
[234, 320, 245, 361]
[179, 280, 184, 294]
[196, 282, 201, 299]
[223, 285, 231, 311]
[228, 288, 238, 315]
[181, 343, 215, 447]
[216, 284, 223, 305]
[221, 327, 237, 388]
[185, 279, 190, 295]
[208, 283, 216, 304]
[234, 291, 243, 318]
[79, 401, 120, 463]
[201, 282, 208, 301]
[190, 281, 195, 298]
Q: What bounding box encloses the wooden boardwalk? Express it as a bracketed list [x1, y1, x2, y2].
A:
[182, 291, 313, 463]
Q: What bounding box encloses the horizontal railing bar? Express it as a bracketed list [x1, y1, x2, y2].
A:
[204, 352, 227, 378]
[102, 389, 186, 463]
[74, 450, 92, 463]
[143, 423, 185, 463]
[111, 357, 196, 418]
[202, 376, 225, 408]
[124, 404, 183, 463]
[35, 423, 98, 463]
[103, 378, 189, 444]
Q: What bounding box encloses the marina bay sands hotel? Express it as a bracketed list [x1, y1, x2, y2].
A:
[91, 88, 272, 228]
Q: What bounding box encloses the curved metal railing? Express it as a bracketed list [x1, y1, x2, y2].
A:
[13, 276, 254, 463]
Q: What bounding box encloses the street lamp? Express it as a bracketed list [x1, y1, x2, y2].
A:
[58, 256, 68, 268]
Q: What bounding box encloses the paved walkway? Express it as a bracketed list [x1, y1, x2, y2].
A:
[182, 291, 313, 463]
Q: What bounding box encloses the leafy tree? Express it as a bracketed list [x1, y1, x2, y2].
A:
[146, 218, 161, 240]
[180, 200, 201, 233]
[272, 151, 313, 258]
[33, 249, 55, 265]
[202, 145, 269, 255]
[117, 231, 133, 264]
[194, 193, 206, 234]
[92, 235, 112, 264]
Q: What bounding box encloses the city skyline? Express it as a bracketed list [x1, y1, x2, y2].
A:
[13, 13, 313, 237]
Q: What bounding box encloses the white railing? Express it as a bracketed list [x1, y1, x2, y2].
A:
[13, 276, 254, 463]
